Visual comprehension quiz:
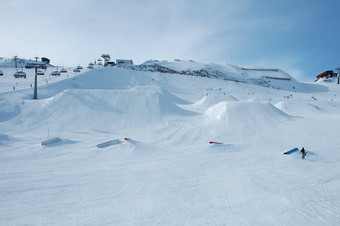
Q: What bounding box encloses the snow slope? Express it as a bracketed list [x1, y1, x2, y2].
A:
[1, 61, 340, 225]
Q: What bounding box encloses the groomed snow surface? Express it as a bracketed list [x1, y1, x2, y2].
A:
[1, 61, 340, 225]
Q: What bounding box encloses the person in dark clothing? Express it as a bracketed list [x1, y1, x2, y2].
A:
[300, 147, 306, 159]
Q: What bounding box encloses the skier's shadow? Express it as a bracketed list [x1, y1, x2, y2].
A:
[126, 139, 138, 145]
[302, 149, 317, 161]
[305, 150, 316, 156]
[209, 143, 237, 153]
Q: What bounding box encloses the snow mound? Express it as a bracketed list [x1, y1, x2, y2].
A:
[205, 101, 291, 132]
[275, 101, 340, 116]
[71, 67, 153, 90]
[196, 94, 238, 107]
[163, 100, 292, 145]
[181, 94, 238, 113]
[30, 88, 195, 132]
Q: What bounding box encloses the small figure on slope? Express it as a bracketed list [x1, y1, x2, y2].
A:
[300, 147, 306, 159]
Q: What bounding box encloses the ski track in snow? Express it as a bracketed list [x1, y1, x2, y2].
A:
[0, 61, 340, 225]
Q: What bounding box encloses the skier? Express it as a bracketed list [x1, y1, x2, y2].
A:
[300, 147, 306, 159]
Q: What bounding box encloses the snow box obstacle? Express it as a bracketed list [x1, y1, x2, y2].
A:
[283, 147, 299, 155]
[96, 139, 122, 148]
[41, 137, 62, 146]
[209, 141, 223, 144]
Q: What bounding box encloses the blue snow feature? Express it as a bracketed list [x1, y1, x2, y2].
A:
[284, 147, 299, 155]
[96, 139, 122, 148]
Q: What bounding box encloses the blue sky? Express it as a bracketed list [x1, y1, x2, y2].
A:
[1, 0, 339, 81]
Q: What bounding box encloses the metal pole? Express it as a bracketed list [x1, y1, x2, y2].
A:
[33, 67, 38, 99]
[336, 68, 340, 85]
[14, 55, 18, 68]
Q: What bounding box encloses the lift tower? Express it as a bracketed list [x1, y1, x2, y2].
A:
[25, 62, 47, 99]
[14, 55, 18, 68]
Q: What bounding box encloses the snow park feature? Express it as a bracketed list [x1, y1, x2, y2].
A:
[283, 147, 299, 155]
[209, 141, 223, 144]
[96, 139, 122, 148]
[41, 137, 62, 146]
[1, 58, 340, 225]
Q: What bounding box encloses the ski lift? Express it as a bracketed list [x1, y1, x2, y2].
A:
[14, 71, 26, 78]
[73, 68, 80, 72]
[76, 66, 83, 70]
[107, 61, 116, 67]
[51, 71, 61, 76]
[0, 70, 3, 76]
[60, 68, 67, 73]
[37, 70, 45, 75]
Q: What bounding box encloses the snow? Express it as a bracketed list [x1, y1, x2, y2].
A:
[1, 59, 340, 225]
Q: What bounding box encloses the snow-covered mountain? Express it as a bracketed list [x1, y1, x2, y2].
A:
[0, 60, 340, 225]
[124, 59, 298, 90]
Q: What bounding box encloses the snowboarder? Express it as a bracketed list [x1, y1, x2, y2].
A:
[300, 147, 306, 159]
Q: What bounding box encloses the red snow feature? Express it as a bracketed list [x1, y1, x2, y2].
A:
[124, 138, 131, 141]
[209, 141, 222, 144]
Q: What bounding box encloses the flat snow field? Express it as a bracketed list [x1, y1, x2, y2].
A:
[0, 65, 340, 225]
